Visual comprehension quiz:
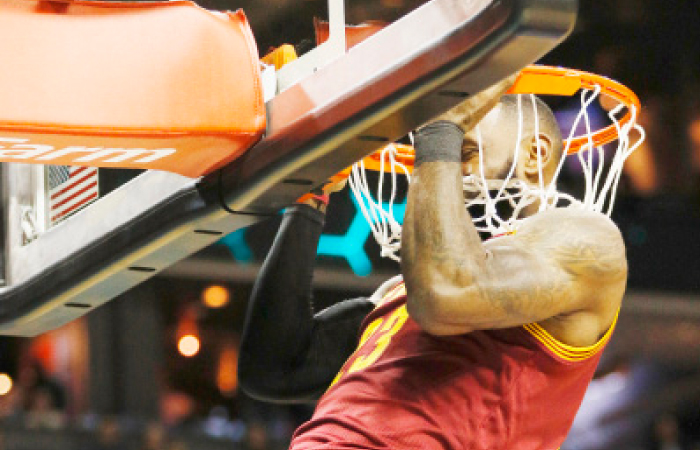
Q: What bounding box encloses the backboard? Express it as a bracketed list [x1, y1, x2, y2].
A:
[0, 0, 578, 335]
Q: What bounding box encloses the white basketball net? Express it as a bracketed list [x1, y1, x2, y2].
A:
[349, 89, 646, 262]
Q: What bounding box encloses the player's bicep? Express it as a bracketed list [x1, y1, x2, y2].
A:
[468, 214, 627, 331]
[406, 238, 577, 334]
[469, 240, 579, 329]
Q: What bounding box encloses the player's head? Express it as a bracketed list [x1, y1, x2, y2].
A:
[461, 94, 563, 186]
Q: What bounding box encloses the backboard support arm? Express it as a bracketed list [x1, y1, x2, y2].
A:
[275, 0, 347, 93]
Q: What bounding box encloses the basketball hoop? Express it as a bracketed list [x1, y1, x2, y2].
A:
[347, 65, 645, 262]
[355, 65, 641, 172]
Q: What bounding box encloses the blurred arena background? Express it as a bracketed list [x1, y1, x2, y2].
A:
[1, 0, 700, 449]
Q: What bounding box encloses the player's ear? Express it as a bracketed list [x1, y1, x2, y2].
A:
[523, 133, 553, 179]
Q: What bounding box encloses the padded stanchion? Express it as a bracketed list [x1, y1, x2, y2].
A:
[314, 19, 388, 50]
[0, 0, 265, 177]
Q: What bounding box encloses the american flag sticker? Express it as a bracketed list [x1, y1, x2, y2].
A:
[48, 166, 99, 225]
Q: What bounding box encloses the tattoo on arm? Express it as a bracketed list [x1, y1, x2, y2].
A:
[519, 216, 627, 278]
[466, 212, 626, 326]
[474, 275, 570, 327]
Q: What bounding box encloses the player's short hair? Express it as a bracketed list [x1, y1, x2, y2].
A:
[499, 94, 564, 163]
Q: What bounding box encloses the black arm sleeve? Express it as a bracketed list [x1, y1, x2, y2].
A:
[238, 205, 375, 404]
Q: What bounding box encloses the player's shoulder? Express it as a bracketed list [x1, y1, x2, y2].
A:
[519, 206, 623, 245]
[522, 205, 618, 229]
[517, 206, 627, 279]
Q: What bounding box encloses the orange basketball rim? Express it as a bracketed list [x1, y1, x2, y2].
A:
[355, 65, 642, 174]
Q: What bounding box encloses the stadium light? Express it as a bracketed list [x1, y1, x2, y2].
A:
[0, 373, 12, 396]
[202, 285, 230, 309]
[178, 335, 200, 357]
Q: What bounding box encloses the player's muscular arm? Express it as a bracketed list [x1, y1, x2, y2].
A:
[402, 81, 626, 340]
[403, 161, 627, 338]
[238, 205, 374, 403]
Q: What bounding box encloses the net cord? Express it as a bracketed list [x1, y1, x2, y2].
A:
[348, 143, 411, 261]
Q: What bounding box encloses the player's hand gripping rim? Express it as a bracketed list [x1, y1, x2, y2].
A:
[415, 74, 518, 167]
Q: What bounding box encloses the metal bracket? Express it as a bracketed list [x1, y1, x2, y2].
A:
[20, 206, 39, 245]
[275, 0, 346, 92]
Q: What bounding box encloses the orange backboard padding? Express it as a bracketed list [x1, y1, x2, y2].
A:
[261, 45, 299, 70]
[0, 0, 265, 177]
[314, 19, 389, 50]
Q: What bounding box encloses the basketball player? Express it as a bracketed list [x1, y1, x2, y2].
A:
[238, 76, 627, 450]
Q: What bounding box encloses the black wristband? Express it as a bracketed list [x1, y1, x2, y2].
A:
[414, 120, 464, 167]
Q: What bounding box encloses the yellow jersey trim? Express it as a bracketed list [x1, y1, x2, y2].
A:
[523, 309, 619, 362]
[377, 283, 406, 307]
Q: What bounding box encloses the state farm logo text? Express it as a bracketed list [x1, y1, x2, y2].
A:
[0, 137, 176, 164]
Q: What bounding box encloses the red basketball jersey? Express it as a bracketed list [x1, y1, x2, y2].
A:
[290, 282, 617, 450]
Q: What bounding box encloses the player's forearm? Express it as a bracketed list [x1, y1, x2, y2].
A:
[238, 205, 324, 390]
[402, 123, 485, 334]
[239, 204, 374, 402]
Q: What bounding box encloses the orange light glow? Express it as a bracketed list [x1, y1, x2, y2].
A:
[217, 345, 238, 396]
[0, 373, 12, 395]
[202, 285, 230, 309]
[178, 335, 200, 357]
